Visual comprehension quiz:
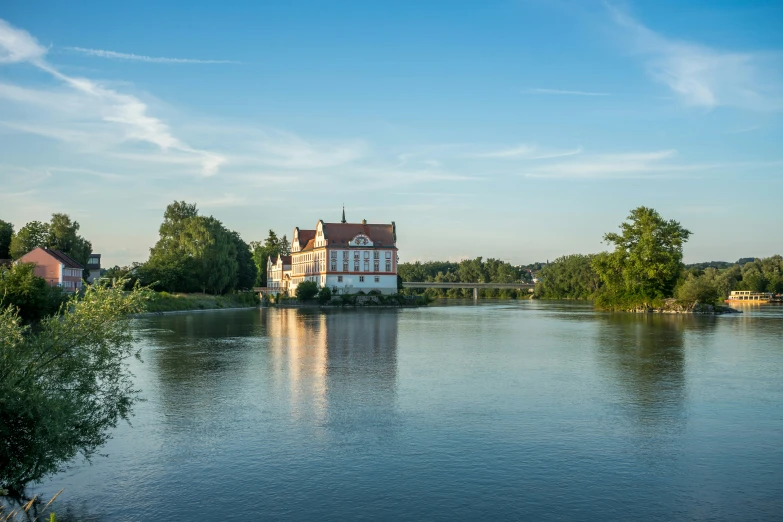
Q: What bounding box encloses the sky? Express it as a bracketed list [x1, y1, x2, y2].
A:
[1, 0, 782, 267]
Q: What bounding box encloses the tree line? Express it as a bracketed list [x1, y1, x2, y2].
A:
[398, 257, 534, 298]
[105, 201, 292, 294]
[534, 207, 782, 308]
[0, 214, 92, 268]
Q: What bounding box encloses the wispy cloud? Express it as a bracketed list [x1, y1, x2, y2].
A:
[468, 143, 583, 159]
[0, 17, 224, 176]
[66, 46, 239, 64]
[523, 149, 687, 178]
[606, 3, 783, 111]
[527, 88, 610, 96]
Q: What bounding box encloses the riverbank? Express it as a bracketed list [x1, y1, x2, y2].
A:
[144, 291, 259, 313]
[626, 299, 741, 314]
[272, 293, 429, 308]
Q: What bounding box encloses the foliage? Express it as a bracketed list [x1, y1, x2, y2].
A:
[398, 257, 529, 298]
[535, 254, 601, 299]
[9, 215, 92, 268]
[317, 286, 332, 304]
[0, 220, 13, 260]
[734, 255, 783, 293]
[144, 201, 253, 294]
[675, 273, 721, 304]
[0, 281, 150, 491]
[250, 230, 290, 287]
[295, 281, 319, 301]
[0, 263, 66, 323]
[144, 291, 259, 312]
[9, 221, 50, 260]
[592, 207, 691, 309]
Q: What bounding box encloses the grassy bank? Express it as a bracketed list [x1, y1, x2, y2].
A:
[145, 291, 259, 313]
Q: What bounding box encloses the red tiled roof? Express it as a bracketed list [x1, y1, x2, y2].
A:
[322, 222, 396, 248]
[43, 248, 84, 269]
[280, 255, 292, 265]
[301, 239, 316, 252]
[296, 229, 316, 249]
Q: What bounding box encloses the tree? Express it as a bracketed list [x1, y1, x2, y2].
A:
[0, 219, 13, 259]
[675, 273, 720, 304]
[317, 285, 332, 304]
[592, 207, 691, 305]
[295, 281, 319, 301]
[535, 254, 601, 299]
[9, 221, 49, 260]
[230, 231, 257, 290]
[0, 281, 150, 492]
[46, 213, 92, 267]
[250, 230, 287, 287]
[0, 263, 66, 323]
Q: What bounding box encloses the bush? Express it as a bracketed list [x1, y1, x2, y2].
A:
[317, 286, 332, 304]
[295, 281, 318, 301]
[368, 290, 382, 296]
[0, 263, 67, 323]
[675, 274, 720, 304]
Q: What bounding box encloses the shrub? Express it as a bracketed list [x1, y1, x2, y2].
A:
[317, 286, 332, 304]
[368, 289, 382, 296]
[675, 274, 720, 304]
[295, 281, 319, 301]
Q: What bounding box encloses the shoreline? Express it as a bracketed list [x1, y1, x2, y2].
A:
[133, 306, 260, 317]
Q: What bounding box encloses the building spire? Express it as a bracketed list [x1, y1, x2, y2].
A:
[341, 204, 346, 223]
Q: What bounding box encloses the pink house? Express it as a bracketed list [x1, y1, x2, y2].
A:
[17, 247, 85, 292]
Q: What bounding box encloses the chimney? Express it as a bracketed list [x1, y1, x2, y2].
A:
[362, 219, 367, 225]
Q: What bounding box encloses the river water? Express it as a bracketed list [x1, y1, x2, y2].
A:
[31, 301, 783, 521]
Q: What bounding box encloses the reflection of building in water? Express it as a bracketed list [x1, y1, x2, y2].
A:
[265, 309, 399, 438]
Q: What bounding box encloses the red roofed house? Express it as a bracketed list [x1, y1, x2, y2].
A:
[17, 247, 85, 292]
[269, 208, 398, 295]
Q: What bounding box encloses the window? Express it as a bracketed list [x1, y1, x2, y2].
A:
[364, 260, 369, 271]
[385, 261, 392, 272]
[359, 276, 364, 282]
[331, 262, 336, 271]
[373, 261, 379, 272]
[385, 251, 391, 259]
[364, 251, 370, 259]
[343, 261, 349, 271]
[338, 276, 343, 282]
[373, 251, 379, 259]
[374, 276, 380, 283]
[354, 251, 360, 259]
[331, 251, 337, 259]
[354, 262, 359, 271]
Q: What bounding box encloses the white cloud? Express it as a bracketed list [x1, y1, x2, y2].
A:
[523, 149, 689, 178]
[468, 143, 583, 159]
[66, 47, 239, 64]
[527, 88, 610, 96]
[0, 18, 46, 63]
[0, 17, 224, 176]
[607, 4, 783, 111]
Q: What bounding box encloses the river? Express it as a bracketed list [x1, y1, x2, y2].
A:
[31, 301, 783, 521]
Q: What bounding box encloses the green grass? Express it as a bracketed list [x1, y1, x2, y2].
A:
[144, 291, 259, 313]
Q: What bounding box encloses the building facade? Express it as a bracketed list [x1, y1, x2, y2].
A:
[86, 253, 102, 283]
[268, 211, 398, 295]
[17, 247, 85, 292]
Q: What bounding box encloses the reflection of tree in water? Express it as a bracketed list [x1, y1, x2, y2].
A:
[596, 314, 696, 438]
[140, 310, 265, 421]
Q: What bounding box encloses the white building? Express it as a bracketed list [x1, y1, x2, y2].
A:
[268, 210, 398, 295]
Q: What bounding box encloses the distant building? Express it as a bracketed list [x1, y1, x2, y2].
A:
[86, 253, 102, 283]
[268, 209, 398, 295]
[268, 254, 292, 294]
[17, 247, 84, 292]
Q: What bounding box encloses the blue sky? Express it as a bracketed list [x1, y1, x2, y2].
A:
[1, 0, 781, 266]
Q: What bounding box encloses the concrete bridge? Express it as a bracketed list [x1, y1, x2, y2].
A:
[402, 281, 535, 299]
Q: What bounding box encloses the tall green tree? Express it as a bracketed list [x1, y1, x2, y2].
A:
[46, 213, 92, 267]
[9, 221, 50, 260]
[592, 207, 691, 306]
[535, 254, 601, 299]
[250, 230, 288, 286]
[0, 219, 13, 259]
[230, 230, 257, 290]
